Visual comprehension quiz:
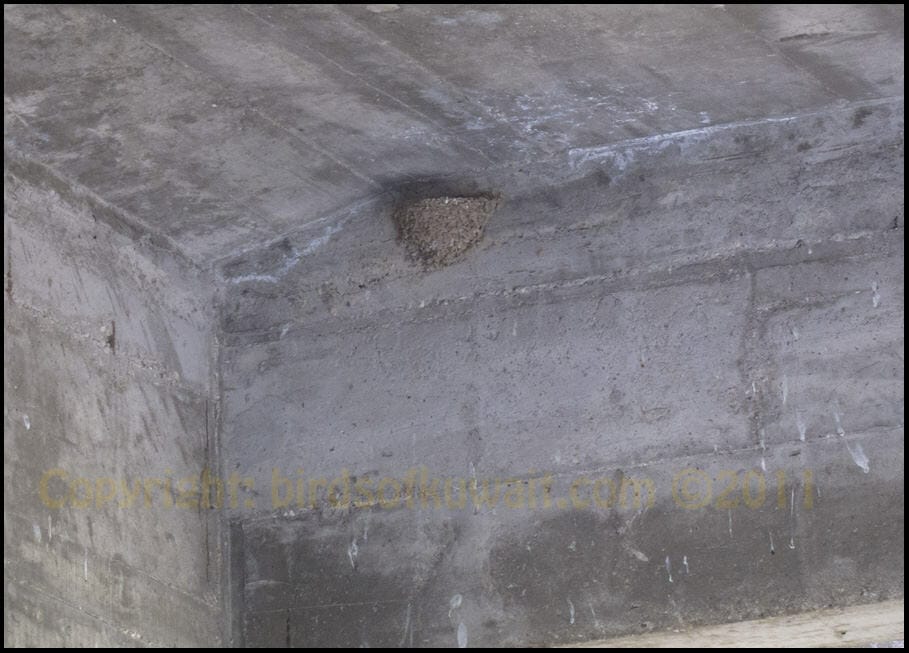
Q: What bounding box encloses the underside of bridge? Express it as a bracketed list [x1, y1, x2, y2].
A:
[4, 4, 904, 647]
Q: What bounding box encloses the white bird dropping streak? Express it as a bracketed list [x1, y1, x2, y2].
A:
[347, 539, 359, 568]
[449, 594, 462, 619]
[457, 622, 468, 648]
[846, 441, 871, 473]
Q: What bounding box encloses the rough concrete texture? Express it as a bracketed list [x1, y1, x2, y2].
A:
[4, 3, 905, 648]
[4, 167, 222, 646]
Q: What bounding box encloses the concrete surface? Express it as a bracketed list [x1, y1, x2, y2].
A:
[572, 599, 904, 647]
[4, 166, 222, 645]
[4, 4, 904, 648]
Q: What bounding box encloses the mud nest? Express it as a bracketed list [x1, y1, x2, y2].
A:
[393, 195, 501, 268]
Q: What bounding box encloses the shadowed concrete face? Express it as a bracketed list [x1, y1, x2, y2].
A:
[4, 4, 904, 648]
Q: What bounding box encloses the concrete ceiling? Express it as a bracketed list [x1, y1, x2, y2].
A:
[4, 5, 904, 647]
[5, 4, 903, 265]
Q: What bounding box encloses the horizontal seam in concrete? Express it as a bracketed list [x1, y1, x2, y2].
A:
[6, 301, 209, 396]
[245, 598, 412, 615]
[242, 424, 902, 525]
[565, 95, 903, 166]
[4, 511, 219, 609]
[222, 230, 901, 341]
[7, 577, 171, 647]
[214, 95, 904, 270]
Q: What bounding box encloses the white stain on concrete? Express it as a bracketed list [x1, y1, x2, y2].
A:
[872, 281, 881, 308]
[449, 593, 462, 619]
[399, 602, 412, 647]
[846, 440, 870, 473]
[229, 248, 301, 284]
[626, 546, 649, 562]
[435, 10, 503, 28]
[228, 221, 342, 285]
[587, 599, 602, 629]
[796, 412, 807, 442]
[347, 538, 359, 568]
[457, 621, 468, 648]
[23, 414, 30, 430]
[665, 556, 673, 583]
[302, 224, 343, 256]
[834, 412, 846, 437]
[569, 112, 819, 170]
[231, 270, 281, 286]
[567, 598, 576, 625]
[683, 555, 690, 574]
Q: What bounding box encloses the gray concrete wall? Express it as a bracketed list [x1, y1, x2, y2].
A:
[3, 163, 223, 646]
[220, 99, 904, 646]
[3, 4, 904, 648]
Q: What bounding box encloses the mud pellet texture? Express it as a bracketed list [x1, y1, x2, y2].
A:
[394, 195, 500, 267]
